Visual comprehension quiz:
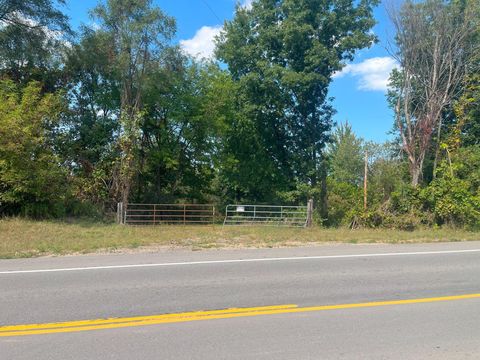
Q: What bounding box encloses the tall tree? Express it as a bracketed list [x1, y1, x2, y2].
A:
[216, 0, 378, 202]
[90, 0, 175, 206]
[388, 0, 479, 186]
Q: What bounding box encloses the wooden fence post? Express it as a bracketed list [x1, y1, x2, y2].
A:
[117, 202, 124, 225]
[306, 199, 313, 227]
[117, 202, 120, 224]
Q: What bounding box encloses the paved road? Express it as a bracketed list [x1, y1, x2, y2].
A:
[1, 241, 480, 359]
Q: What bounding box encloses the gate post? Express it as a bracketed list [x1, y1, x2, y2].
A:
[117, 202, 124, 225]
[306, 199, 314, 227]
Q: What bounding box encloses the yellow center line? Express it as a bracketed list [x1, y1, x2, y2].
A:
[1, 293, 480, 337]
[0, 304, 297, 332]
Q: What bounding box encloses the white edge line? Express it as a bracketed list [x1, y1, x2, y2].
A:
[1, 249, 480, 275]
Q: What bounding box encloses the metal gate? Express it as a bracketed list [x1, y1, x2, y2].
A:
[119, 203, 215, 225]
[223, 204, 310, 227]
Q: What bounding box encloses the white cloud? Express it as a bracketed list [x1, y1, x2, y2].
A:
[180, 1, 256, 60]
[333, 57, 399, 91]
[180, 25, 222, 60]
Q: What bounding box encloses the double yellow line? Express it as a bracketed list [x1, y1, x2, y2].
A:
[2, 293, 480, 337]
[0, 305, 298, 337]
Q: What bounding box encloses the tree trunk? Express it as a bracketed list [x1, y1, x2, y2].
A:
[410, 161, 422, 187]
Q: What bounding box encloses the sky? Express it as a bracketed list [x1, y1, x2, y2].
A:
[64, 0, 398, 143]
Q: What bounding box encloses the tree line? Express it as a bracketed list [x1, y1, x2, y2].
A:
[0, 0, 478, 229]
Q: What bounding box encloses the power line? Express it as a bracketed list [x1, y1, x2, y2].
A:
[199, 0, 222, 23]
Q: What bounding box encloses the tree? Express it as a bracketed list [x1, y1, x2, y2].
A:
[90, 0, 176, 206]
[216, 0, 379, 202]
[453, 74, 480, 147]
[388, 0, 479, 186]
[0, 0, 71, 88]
[328, 122, 364, 186]
[136, 55, 230, 203]
[367, 142, 408, 204]
[0, 80, 67, 216]
[0, 0, 69, 28]
[59, 28, 120, 209]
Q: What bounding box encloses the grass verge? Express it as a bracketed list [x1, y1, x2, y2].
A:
[0, 218, 479, 259]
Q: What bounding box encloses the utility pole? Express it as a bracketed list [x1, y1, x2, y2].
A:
[364, 151, 368, 211]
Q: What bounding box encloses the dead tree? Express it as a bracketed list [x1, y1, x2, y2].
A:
[388, 0, 479, 186]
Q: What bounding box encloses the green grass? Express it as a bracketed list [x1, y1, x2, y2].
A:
[0, 218, 478, 259]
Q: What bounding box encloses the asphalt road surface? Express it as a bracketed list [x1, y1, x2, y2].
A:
[1, 241, 480, 359]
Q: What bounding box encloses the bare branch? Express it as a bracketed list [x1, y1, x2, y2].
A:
[387, 0, 478, 186]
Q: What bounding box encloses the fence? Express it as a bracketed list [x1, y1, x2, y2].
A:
[119, 203, 215, 225]
[223, 202, 312, 227]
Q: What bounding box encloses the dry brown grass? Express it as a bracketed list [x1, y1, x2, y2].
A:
[0, 218, 478, 259]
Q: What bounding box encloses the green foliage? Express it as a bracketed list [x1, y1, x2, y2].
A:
[422, 146, 480, 228]
[63, 28, 120, 168]
[216, 0, 378, 200]
[369, 157, 408, 204]
[329, 122, 364, 186]
[0, 0, 71, 88]
[358, 209, 432, 231]
[0, 1, 70, 31]
[366, 142, 409, 204]
[90, 0, 176, 205]
[389, 184, 422, 214]
[0, 0, 477, 232]
[423, 177, 480, 228]
[0, 80, 68, 217]
[454, 74, 480, 146]
[138, 59, 230, 203]
[58, 28, 121, 211]
[327, 179, 363, 227]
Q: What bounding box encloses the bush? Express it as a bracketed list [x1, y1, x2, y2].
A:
[327, 179, 363, 227]
[422, 146, 480, 229]
[423, 176, 480, 228]
[356, 208, 433, 231]
[389, 184, 424, 214]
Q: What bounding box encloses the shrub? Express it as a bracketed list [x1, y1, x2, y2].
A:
[327, 179, 363, 227]
[423, 176, 480, 228]
[421, 146, 480, 229]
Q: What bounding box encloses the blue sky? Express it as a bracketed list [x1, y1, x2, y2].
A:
[64, 0, 397, 142]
